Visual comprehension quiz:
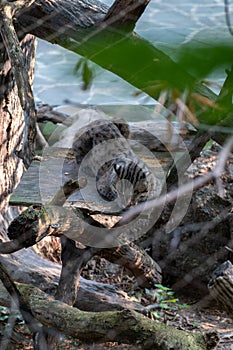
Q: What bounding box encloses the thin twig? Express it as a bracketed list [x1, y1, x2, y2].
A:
[225, 246, 233, 253]
[166, 130, 211, 187]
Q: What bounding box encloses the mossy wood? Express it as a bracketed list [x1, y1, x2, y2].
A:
[0, 281, 218, 350]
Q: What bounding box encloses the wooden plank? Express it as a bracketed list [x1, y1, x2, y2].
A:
[10, 147, 78, 207]
[10, 147, 172, 210]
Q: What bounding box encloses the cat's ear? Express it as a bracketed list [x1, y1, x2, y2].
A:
[113, 158, 131, 176]
[112, 118, 130, 139]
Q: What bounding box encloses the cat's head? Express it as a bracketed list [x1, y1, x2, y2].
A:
[113, 158, 156, 207]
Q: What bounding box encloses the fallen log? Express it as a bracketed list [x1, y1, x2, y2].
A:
[0, 260, 48, 349]
[0, 251, 143, 313]
[0, 281, 219, 350]
[100, 243, 162, 287]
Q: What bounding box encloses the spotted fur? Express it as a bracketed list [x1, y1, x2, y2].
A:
[72, 119, 156, 207]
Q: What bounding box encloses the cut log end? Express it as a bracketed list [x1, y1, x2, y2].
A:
[208, 260, 233, 315]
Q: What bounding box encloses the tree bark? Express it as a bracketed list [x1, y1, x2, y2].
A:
[0, 1, 37, 166]
[100, 242, 162, 287]
[0, 33, 36, 231]
[0, 281, 218, 350]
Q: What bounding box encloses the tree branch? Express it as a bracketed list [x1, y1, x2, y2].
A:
[104, 0, 151, 31]
[0, 178, 86, 254]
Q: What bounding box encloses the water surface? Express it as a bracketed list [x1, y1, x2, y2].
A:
[34, 0, 231, 105]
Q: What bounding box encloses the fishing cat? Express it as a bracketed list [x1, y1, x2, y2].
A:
[72, 118, 156, 208]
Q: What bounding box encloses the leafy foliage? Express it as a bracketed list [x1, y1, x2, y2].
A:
[145, 284, 189, 321]
[70, 28, 233, 136]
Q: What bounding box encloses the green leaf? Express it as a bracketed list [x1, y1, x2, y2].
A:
[167, 291, 175, 296]
[165, 299, 178, 303]
[154, 284, 171, 291]
[74, 58, 85, 74]
[178, 304, 190, 310]
[82, 60, 94, 90]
